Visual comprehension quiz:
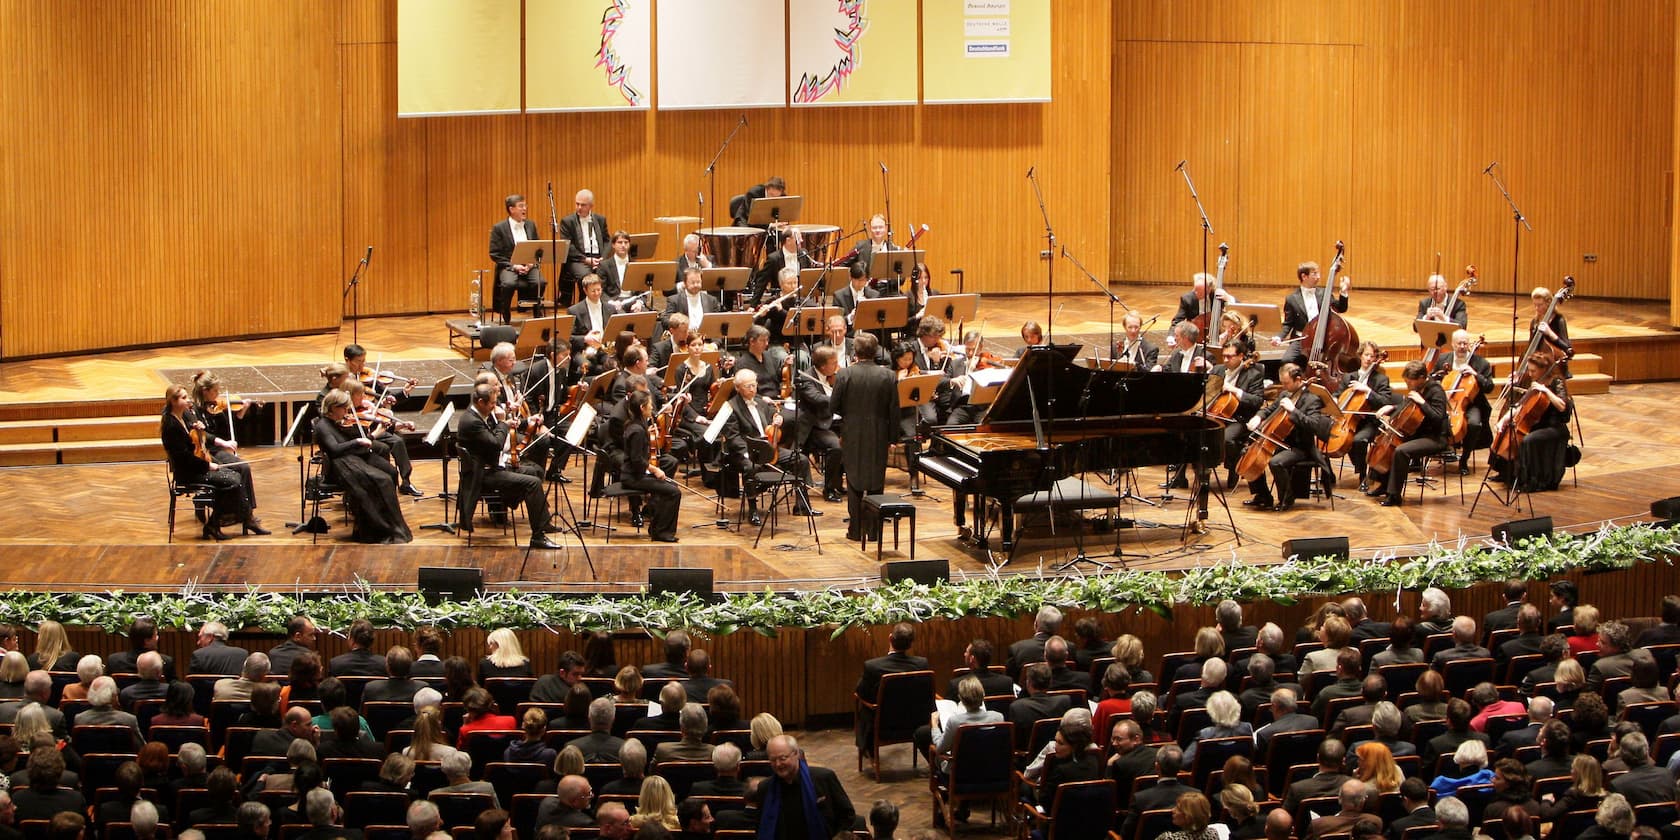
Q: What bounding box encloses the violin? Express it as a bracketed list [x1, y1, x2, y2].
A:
[189, 426, 213, 465]
[1323, 350, 1389, 458]
[1441, 335, 1487, 444]
[1300, 241, 1361, 383]
[357, 402, 415, 433]
[972, 350, 1005, 370]
[206, 394, 262, 414]
[779, 352, 794, 401]
[359, 368, 418, 389]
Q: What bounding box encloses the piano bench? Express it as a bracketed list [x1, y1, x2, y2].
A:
[861, 494, 916, 562]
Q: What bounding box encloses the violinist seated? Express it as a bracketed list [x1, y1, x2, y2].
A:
[795, 345, 846, 504]
[189, 370, 265, 531]
[733, 325, 788, 397]
[890, 340, 936, 485]
[1016, 321, 1045, 359]
[314, 362, 352, 420]
[1341, 341, 1398, 492]
[1418, 274, 1469, 327]
[1171, 272, 1238, 328]
[1242, 362, 1333, 512]
[485, 341, 561, 482]
[1156, 321, 1212, 374]
[1488, 352, 1573, 493]
[754, 266, 804, 346]
[720, 369, 816, 525]
[1431, 329, 1495, 472]
[456, 383, 562, 550]
[911, 315, 963, 424]
[649, 312, 693, 372]
[945, 330, 995, 426]
[344, 344, 417, 402]
[620, 390, 680, 543]
[1529, 286, 1573, 379]
[1362, 360, 1450, 508]
[313, 390, 414, 544]
[596, 230, 652, 312]
[567, 274, 621, 355]
[1271, 260, 1350, 368]
[667, 331, 720, 471]
[831, 264, 878, 335]
[1211, 340, 1267, 488]
[161, 384, 262, 541]
[1115, 311, 1160, 369]
[753, 229, 815, 308]
[345, 380, 422, 497]
[588, 349, 659, 502]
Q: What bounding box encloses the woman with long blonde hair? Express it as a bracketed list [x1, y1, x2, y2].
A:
[403, 705, 460, 763]
[628, 775, 680, 831]
[29, 621, 77, 673]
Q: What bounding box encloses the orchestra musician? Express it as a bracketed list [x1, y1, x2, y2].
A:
[1171, 273, 1237, 328]
[344, 344, 416, 401]
[911, 316, 961, 424]
[720, 369, 816, 524]
[649, 312, 692, 371]
[456, 383, 561, 550]
[1158, 321, 1211, 374]
[1529, 286, 1573, 379]
[597, 230, 647, 309]
[832, 332, 898, 542]
[1362, 360, 1449, 508]
[664, 265, 724, 338]
[558, 189, 609, 305]
[313, 390, 414, 544]
[674, 233, 712, 285]
[891, 340, 933, 484]
[484, 341, 562, 482]
[733, 325, 787, 397]
[755, 267, 803, 347]
[832, 264, 878, 332]
[1215, 310, 1251, 351]
[1016, 321, 1045, 358]
[190, 371, 264, 527]
[850, 214, 894, 282]
[945, 330, 990, 426]
[588, 349, 655, 501]
[1116, 311, 1160, 368]
[664, 331, 719, 473]
[1211, 339, 1266, 489]
[1488, 352, 1573, 493]
[488, 194, 548, 320]
[1418, 274, 1468, 327]
[1432, 329, 1495, 474]
[730, 175, 786, 228]
[1271, 261, 1350, 368]
[568, 275, 621, 355]
[1242, 362, 1332, 512]
[523, 338, 578, 482]
[1341, 341, 1397, 492]
[314, 363, 351, 418]
[344, 379, 423, 497]
[621, 390, 680, 543]
[754, 228, 814, 307]
[794, 345, 846, 503]
[161, 384, 260, 541]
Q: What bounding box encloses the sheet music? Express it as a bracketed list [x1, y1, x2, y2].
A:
[703, 402, 734, 444]
[565, 403, 598, 448]
[424, 403, 455, 447]
[282, 403, 312, 448]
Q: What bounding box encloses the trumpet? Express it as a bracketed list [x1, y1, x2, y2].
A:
[470, 269, 485, 326]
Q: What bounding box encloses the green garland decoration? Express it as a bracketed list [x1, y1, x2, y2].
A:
[1, 523, 1672, 637]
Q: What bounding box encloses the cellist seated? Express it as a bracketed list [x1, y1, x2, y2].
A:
[1488, 352, 1573, 493]
[1362, 361, 1450, 508]
[1241, 363, 1333, 512]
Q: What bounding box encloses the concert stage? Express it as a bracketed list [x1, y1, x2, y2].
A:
[0, 288, 1676, 596]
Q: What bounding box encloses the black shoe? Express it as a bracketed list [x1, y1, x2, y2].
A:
[630, 514, 645, 529]
[1273, 499, 1295, 512]
[794, 506, 821, 517]
[824, 490, 844, 503]
[1243, 496, 1274, 508]
[1457, 463, 1471, 476]
[204, 522, 231, 541]
[399, 483, 424, 497]
[748, 513, 764, 526]
[846, 531, 863, 542]
[1357, 480, 1369, 493]
[1381, 495, 1403, 507]
[1167, 477, 1189, 489]
[651, 534, 679, 543]
[242, 521, 271, 536]
[545, 470, 570, 484]
[1365, 484, 1386, 497]
[542, 518, 566, 534]
[529, 535, 562, 550]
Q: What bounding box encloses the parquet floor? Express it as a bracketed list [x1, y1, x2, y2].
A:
[0, 290, 1675, 592]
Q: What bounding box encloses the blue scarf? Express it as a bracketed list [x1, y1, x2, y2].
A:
[757, 758, 826, 840]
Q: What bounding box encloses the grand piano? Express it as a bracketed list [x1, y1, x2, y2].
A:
[917, 345, 1225, 556]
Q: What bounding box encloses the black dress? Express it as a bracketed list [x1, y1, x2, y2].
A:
[161, 409, 250, 523]
[1491, 376, 1572, 493]
[195, 402, 259, 513]
[313, 417, 413, 543]
[622, 419, 680, 541]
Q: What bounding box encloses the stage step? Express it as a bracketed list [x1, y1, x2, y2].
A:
[0, 414, 161, 444]
[1381, 353, 1603, 380]
[1392, 372, 1612, 398]
[0, 437, 164, 467]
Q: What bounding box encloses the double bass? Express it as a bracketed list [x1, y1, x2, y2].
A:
[1323, 349, 1389, 458]
[1492, 277, 1576, 427]
[1441, 335, 1486, 444]
[1300, 241, 1360, 383]
[1421, 266, 1478, 368]
[1190, 243, 1231, 340]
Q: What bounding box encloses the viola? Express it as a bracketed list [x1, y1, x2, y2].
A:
[1300, 241, 1361, 383]
[1324, 351, 1389, 458]
[1441, 335, 1487, 444]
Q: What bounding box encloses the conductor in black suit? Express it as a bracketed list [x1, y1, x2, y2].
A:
[855, 623, 929, 747]
[557, 189, 609, 306]
[831, 333, 898, 542]
[456, 383, 560, 550]
[488, 194, 548, 322]
[1417, 274, 1470, 328]
[1271, 260, 1350, 368]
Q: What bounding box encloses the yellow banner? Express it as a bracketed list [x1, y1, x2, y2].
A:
[397, 0, 522, 117]
[789, 0, 919, 107]
[526, 0, 653, 112]
[922, 0, 1050, 104]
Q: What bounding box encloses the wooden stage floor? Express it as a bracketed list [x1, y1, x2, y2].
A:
[0, 288, 1675, 594]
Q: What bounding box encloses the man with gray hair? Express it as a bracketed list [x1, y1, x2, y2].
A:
[1255, 687, 1319, 754]
[764, 734, 856, 837]
[76, 676, 143, 750]
[1432, 616, 1491, 668]
[1370, 702, 1417, 757]
[1218, 599, 1258, 651]
[1007, 605, 1064, 681]
[297, 787, 358, 840]
[1610, 731, 1670, 805]
[1495, 696, 1551, 759]
[119, 652, 169, 708]
[129, 800, 160, 840]
[1341, 597, 1391, 643]
[1427, 796, 1470, 840]
[406, 801, 441, 840]
[653, 702, 715, 765]
[429, 751, 499, 808]
[1307, 779, 1371, 840]
[214, 652, 270, 702]
[595, 801, 633, 840]
[190, 621, 249, 676]
[1234, 622, 1299, 679]
[236, 802, 271, 840]
[0, 671, 65, 737]
[563, 696, 624, 763]
[534, 775, 594, 830]
[689, 742, 746, 798]
[1167, 657, 1227, 735]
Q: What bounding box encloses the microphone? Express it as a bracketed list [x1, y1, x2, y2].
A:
[1060, 245, 1067, 258]
[1174, 160, 1186, 172]
[546, 181, 553, 196]
[740, 113, 748, 126]
[879, 161, 888, 174]
[1141, 314, 1159, 330]
[1026, 165, 1035, 178]
[1483, 161, 1498, 174]
[362, 246, 373, 264]
[697, 191, 704, 206]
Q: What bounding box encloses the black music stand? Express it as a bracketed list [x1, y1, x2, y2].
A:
[509, 240, 551, 317]
[898, 374, 943, 500]
[418, 403, 462, 535]
[868, 249, 926, 297]
[854, 296, 909, 347]
[699, 267, 751, 309]
[747, 195, 804, 247]
[625, 233, 660, 260]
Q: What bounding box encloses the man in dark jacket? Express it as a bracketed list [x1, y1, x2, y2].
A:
[831, 332, 899, 541]
[855, 623, 929, 748]
[190, 621, 249, 676]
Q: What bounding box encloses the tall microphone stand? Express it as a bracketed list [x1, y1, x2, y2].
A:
[1473, 162, 1536, 512]
[1176, 160, 1214, 343]
[1061, 245, 1130, 363]
[342, 247, 370, 347]
[1025, 166, 1058, 477]
[546, 182, 564, 310]
[704, 114, 748, 232]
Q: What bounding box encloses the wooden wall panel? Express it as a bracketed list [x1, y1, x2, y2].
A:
[1112, 0, 1675, 302]
[0, 1, 343, 358]
[341, 43, 430, 317]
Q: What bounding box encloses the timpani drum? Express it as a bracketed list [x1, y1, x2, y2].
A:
[791, 223, 841, 264]
[696, 226, 766, 268]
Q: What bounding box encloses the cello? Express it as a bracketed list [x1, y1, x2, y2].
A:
[1323, 347, 1388, 458]
[1490, 352, 1569, 463]
[1441, 335, 1487, 444]
[1300, 241, 1361, 382]
[1365, 392, 1428, 475]
[1235, 367, 1320, 482]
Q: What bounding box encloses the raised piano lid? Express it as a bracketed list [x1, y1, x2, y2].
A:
[978, 344, 1210, 426]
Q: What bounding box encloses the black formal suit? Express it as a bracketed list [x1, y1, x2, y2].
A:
[1249, 384, 1334, 505]
[1121, 778, 1189, 840]
[1349, 618, 1392, 644]
[754, 247, 815, 305]
[1424, 730, 1488, 767]
[1612, 764, 1673, 806]
[1431, 350, 1495, 451]
[1163, 344, 1212, 373]
[330, 649, 387, 678]
[1484, 602, 1524, 636]
[832, 283, 879, 332]
[1006, 693, 1073, 750]
[488, 217, 550, 317]
[947, 669, 1015, 701]
[14, 787, 87, 824]
[1107, 745, 1158, 810]
[189, 641, 249, 676]
[1637, 622, 1680, 647]
[1216, 362, 1268, 476]
[597, 254, 641, 300]
[1495, 721, 1543, 759]
[567, 298, 621, 353]
[1372, 380, 1451, 500]
[558, 211, 609, 291]
[361, 677, 424, 704]
[851, 239, 902, 293]
[720, 392, 809, 494]
[690, 776, 747, 798]
[854, 650, 928, 749]
[564, 732, 625, 764]
[1416, 296, 1469, 328]
[1277, 285, 1350, 366]
[1172, 291, 1206, 327]
[1116, 336, 1161, 369]
[1388, 806, 1438, 840]
[1006, 635, 1051, 683]
[1255, 711, 1321, 755]
[764, 764, 856, 837]
[1496, 633, 1543, 671]
[793, 372, 843, 497]
[105, 649, 177, 681]
[1342, 363, 1397, 478]
[1048, 666, 1091, 694]
[622, 420, 679, 541]
[831, 360, 898, 540]
[455, 405, 549, 536]
[1283, 771, 1352, 816]
[662, 290, 723, 333]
